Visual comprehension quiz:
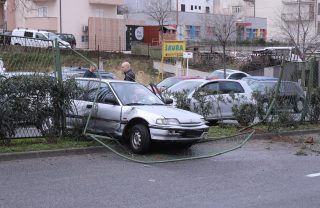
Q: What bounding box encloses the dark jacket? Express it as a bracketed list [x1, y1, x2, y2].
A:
[124, 69, 135, 82]
[83, 70, 97, 78]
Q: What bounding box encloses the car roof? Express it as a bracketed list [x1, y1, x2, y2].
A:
[75, 77, 132, 83]
[242, 76, 278, 80]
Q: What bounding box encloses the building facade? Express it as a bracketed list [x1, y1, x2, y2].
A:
[5, 0, 126, 50]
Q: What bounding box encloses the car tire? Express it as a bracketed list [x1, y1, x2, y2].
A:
[258, 100, 269, 120]
[129, 124, 150, 154]
[293, 98, 304, 113]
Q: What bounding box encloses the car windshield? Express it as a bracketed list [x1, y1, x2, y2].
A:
[111, 82, 164, 105]
[157, 77, 181, 88]
[207, 71, 226, 79]
[46, 32, 62, 41]
[166, 80, 205, 95]
[250, 81, 277, 93]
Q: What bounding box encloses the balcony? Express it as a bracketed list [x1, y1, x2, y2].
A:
[281, 12, 314, 21]
[89, 0, 123, 5]
[25, 17, 58, 31]
[282, 0, 315, 4]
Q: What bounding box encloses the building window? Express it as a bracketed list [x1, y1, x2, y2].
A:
[206, 6, 210, 13]
[191, 5, 193, 10]
[232, 6, 241, 14]
[310, 4, 315, 20]
[318, 22, 320, 34]
[181, 4, 185, 12]
[195, 5, 197, 9]
[38, 7, 48, 17]
[185, 25, 200, 39]
[82, 35, 88, 42]
[96, 9, 104, 17]
[199, 6, 201, 10]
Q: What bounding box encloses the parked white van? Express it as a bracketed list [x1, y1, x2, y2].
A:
[11, 28, 70, 48]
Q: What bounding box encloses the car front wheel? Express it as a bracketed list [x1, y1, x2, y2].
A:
[294, 98, 304, 113]
[129, 124, 150, 154]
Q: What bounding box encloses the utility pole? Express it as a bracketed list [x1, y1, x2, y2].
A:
[59, 0, 62, 33]
[297, 0, 301, 46]
[176, 0, 179, 39]
[254, 0, 256, 17]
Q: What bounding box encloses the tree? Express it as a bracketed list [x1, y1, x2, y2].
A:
[144, 0, 173, 42]
[277, 2, 319, 61]
[203, 13, 238, 78]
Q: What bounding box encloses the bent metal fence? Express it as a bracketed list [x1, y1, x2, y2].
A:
[0, 35, 80, 142]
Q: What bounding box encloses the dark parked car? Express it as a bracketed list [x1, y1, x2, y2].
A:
[0, 31, 12, 45]
[249, 80, 305, 116]
[56, 33, 76, 48]
[56, 67, 117, 80]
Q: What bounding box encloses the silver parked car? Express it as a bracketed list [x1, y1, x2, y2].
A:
[67, 78, 209, 154]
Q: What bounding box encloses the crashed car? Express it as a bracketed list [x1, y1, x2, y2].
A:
[67, 78, 209, 154]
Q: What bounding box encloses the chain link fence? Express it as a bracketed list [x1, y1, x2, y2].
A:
[0, 34, 85, 143]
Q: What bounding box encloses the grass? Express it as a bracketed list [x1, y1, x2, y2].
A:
[0, 122, 319, 154]
[0, 138, 98, 154]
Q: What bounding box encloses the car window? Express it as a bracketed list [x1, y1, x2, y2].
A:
[166, 80, 205, 94]
[24, 31, 33, 38]
[36, 33, 47, 40]
[201, 82, 219, 95]
[219, 81, 244, 94]
[229, 73, 247, 80]
[86, 81, 118, 104]
[207, 70, 225, 79]
[157, 77, 180, 88]
[111, 82, 163, 105]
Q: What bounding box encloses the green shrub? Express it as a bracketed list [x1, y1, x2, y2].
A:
[232, 103, 256, 126]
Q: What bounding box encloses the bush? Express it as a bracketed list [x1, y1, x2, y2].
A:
[232, 103, 257, 126]
[0, 74, 81, 143]
[309, 88, 320, 124]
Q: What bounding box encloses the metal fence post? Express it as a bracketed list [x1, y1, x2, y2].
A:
[300, 57, 315, 122]
[54, 39, 62, 82]
[53, 38, 65, 136]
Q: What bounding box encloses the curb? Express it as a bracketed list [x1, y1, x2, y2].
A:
[0, 146, 106, 162]
[1, 129, 319, 162]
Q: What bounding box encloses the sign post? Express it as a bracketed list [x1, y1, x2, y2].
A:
[183, 52, 193, 76]
[161, 40, 186, 79]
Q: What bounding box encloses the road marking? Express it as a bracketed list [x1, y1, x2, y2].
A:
[306, 172, 320, 178]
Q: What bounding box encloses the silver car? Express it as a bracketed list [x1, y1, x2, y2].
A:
[67, 78, 209, 154]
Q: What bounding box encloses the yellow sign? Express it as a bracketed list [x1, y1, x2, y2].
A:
[162, 40, 186, 58]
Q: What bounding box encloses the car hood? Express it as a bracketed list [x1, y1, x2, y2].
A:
[133, 105, 203, 124]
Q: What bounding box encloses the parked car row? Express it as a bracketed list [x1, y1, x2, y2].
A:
[159, 74, 305, 124]
[0, 28, 74, 48]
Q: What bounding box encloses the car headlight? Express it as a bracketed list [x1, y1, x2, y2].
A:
[156, 118, 180, 125]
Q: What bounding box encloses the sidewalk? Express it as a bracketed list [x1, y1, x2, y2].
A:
[153, 61, 209, 78]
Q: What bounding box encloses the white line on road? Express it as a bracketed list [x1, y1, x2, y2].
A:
[306, 172, 320, 178]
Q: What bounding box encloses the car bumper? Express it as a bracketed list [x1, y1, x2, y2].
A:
[149, 124, 209, 141]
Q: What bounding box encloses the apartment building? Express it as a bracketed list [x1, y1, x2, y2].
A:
[213, 0, 254, 16]
[214, 0, 319, 41]
[0, 0, 4, 30]
[5, 0, 126, 50]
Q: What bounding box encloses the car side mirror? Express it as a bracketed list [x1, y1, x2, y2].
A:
[164, 98, 173, 105]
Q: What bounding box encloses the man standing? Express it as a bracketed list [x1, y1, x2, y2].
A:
[83, 65, 97, 78]
[121, 62, 135, 82]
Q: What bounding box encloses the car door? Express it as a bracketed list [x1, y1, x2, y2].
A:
[218, 81, 246, 118]
[89, 80, 122, 134]
[66, 79, 96, 131]
[35, 32, 49, 48]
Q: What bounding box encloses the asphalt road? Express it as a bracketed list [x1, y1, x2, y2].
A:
[1, 139, 320, 208]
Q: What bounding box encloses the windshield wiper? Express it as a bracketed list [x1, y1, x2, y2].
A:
[126, 103, 146, 106]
